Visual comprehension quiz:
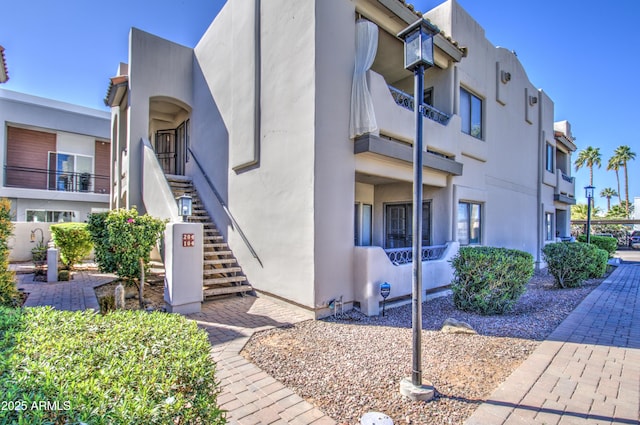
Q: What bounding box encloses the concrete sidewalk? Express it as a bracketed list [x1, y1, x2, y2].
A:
[466, 262, 640, 425]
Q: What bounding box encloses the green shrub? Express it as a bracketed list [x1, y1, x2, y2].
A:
[0, 306, 225, 424]
[577, 234, 618, 257]
[542, 242, 608, 288]
[50, 222, 93, 270]
[87, 208, 166, 282]
[0, 198, 17, 307]
[585, 244, 608, 279]
[98, 294, 116, 314]
[87, 211, 117, 273]
[450, 246, 534, 315]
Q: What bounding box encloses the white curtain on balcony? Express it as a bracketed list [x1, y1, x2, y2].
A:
[349, 19, 378, 138]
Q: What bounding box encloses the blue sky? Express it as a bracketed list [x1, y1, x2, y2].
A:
[1, 0, 638, 211]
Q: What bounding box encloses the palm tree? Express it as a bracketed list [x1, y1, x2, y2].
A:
[606, 156, 622, 205]
[611, 145, 636, 217]
[599, 188, 618, 211]
[571, 203, 602, 220]
[574, 146, 601, 206]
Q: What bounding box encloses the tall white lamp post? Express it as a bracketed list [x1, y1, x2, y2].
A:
[397, 18, 438, 401]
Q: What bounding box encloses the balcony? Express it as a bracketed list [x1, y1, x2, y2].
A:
[554, 169, 576, 204]
[387, 86, 451, 125]
[367, 70, 458, 156]
[354, 242, 460, 316]
[4, 165, 109, 195]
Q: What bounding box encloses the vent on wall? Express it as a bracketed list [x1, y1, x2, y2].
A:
[529, 95, 538, 106]
[500, 70, 511, 84]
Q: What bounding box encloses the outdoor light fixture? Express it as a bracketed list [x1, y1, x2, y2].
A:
[397, 18, 439, 401]
[398, 18, 438, 71]
[585, 185, 594, 244]
[30, 228, 44, 244]
[380, 282, 391, 317]
[176, 195, 192, 222]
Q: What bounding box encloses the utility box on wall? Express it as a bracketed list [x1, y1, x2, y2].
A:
[164, 222, 203, 314]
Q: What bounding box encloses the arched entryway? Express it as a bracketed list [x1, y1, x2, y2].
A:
[149, 96, 191, 176]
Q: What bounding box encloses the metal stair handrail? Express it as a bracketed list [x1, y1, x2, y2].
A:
[187, 147, 263, 267]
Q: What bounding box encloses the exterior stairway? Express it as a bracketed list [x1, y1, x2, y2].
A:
[166, 175, 253, 298]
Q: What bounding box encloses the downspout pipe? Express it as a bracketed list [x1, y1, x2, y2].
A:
[536, 89, 544, 269]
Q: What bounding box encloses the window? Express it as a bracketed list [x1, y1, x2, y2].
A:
[48, 152, 93, 192]
[460, 87, 482, 139]
[545, 212, 554, 241]
[423, 87, 433, 106]
[26, 210, 74, 223]
[384, 202, 431, 248]
[546, 143, 554, 172]
[458, 202, 482, 245]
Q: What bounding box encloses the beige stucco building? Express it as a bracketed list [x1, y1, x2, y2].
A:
[106, 0, 576, 317]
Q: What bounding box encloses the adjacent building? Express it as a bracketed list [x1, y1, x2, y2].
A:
[0, 89, 111, 260]
[106, 0, 576, 317]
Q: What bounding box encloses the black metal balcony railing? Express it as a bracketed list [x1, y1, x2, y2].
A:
[4, 165, 109, 194]
[560, 171, 574, 183]
[387, 86, 451, 125]
[385, 244, 447, 265]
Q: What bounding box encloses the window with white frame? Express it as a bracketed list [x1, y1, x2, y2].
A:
[48, 152, 93, 192]
[458, 202, 482, 245]
[460, 87, 483, 139]
[26, 210, 75, 223]
[545, 212, 554, 241]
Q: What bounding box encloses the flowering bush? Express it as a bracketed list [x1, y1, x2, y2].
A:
[87, 208, 166, 282]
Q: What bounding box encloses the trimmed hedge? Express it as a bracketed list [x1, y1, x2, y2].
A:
[450, 246, 534, 315]
[542, 242, 608, 288]
[50, 222, 93, 270]
[576, 234, 618, 257]
[0, 307, 225, 424]
[0, 198, 17, 307]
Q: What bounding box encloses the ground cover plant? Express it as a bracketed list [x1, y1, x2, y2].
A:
[0, 307, 225, 424]
[450, 246, 534, 314]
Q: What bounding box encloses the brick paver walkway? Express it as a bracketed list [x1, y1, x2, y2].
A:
[15, 268, 335, 425]
[466, 262, 640, 425]
[15, 261, 640, 424]
[187, 297, 336, 425]
[16, 269, 115, 311]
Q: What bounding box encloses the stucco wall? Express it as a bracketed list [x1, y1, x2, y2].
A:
[423, 0, 560, 259]
[193, 0, 318, 310]
[312, 0, 357, 310]
[127, 29, 193, 212]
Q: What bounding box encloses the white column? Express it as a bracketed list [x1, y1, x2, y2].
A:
[164, 222, 203, 314]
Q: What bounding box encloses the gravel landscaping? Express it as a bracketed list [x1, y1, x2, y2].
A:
[242, 271, 604, 425]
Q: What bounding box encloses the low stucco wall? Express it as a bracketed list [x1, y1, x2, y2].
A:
[354, 241, 460, 316]
[8, 222, 52, 262]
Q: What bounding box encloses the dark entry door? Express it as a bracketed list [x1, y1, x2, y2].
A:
[155, 130, 177, 175]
